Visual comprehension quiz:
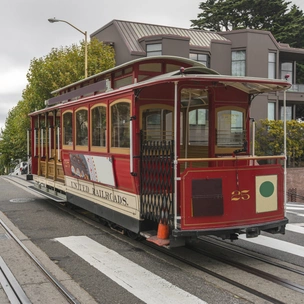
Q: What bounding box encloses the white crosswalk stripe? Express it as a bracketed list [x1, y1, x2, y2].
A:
[286, 202, 304, 217]
[286, 223, 304, 234]
[239, 232, 304, 257]
[286, 203, 304, 211]
[55, 207, 304, 304]
[55, 236, 207, 304]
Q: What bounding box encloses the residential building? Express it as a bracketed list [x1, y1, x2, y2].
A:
[91, 20, 304, 122]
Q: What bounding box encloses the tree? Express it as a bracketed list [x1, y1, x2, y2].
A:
[0, 38, 115, 173]
[24, 38, 115, 112]
[255, 119, 304, 166]
[0, 102, 29, 172]
[190, 1, 304, 48]
[191, 0, 292, 32]
[271, 4, 304, 48]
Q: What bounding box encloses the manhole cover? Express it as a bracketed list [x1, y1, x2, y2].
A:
[9, 198, 35, 203]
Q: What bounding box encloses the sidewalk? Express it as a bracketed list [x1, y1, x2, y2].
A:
[0, 175, 97, 304]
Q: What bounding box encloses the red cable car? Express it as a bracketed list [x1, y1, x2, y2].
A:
[28, 56, 289, 247]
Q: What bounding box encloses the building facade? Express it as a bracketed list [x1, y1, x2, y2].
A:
[91, 20, 304, 122]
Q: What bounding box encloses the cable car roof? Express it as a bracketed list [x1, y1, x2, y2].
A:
[51, 55, 208, 94]
[30, 58, 291, 116]
[120, 67, 291, 94]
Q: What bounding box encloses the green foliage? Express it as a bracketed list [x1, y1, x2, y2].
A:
[255, 119, 304, 165]
[272, 4, 304, 49]
[24, 38, 115, 112]
[296, 61, 304, 84]
[191, 0, 292, 31]
[0, 101, 29, 170]
[191, 0, 304, 49]
[0, 38, 115, 173]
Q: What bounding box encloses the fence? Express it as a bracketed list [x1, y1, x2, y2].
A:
[287, 188, 304, 203]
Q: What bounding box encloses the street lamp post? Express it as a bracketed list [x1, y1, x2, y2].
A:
[48, 18, 87, 78]
[283, 74, 290, 215]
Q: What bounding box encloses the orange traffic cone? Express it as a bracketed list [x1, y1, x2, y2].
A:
[157, 222, 169, 239]
[147, 221, 170, 246]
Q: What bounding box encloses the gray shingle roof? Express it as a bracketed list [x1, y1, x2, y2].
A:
[95, 20, 228, 54]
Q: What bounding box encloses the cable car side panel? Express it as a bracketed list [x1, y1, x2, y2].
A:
[180, 164, 284, 231]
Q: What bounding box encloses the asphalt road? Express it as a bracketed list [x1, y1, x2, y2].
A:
[1, 175, 304, 304]
[0, 176, 249, 304]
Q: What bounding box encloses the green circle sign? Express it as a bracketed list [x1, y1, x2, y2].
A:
[260, 181, 274, 198]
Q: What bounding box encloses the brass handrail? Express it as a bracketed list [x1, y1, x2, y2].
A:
[178, 155, 285, 163]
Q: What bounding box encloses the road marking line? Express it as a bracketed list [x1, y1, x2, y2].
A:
[287, 223, 304, 227]
[287, 211, 304, 217]
[286, 224, 304, 234]
[239, 234, 304, 257]
[55, 236, 207, 304]
[287, 203, 304, 207]
[287, 207, 304, 211]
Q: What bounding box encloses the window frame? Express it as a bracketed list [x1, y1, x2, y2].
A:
[268, 102, 275, 120]
[139, 104, 174, 142]
[215, 106, 246, 154]
[62, 110, 73, 150]
[75, 107, 89, 151]
[231, 50, 246, 76]
[268, 52, 276, 79]
[188, 108, 209, 146]
[189, 53, 210, 67]
[110, 99, 131, 154]
[146, 43, 162, 57]
[90, 103, 107, 153]
[281, 62, 293, 84]
[280, 105, 292, 121]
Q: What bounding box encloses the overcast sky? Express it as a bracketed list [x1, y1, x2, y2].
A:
[1, 0, 303, 130]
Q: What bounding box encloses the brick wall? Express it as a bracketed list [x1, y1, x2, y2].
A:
[287, 168, 304, 203]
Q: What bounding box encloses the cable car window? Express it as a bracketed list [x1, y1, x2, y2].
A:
[63, 112, 73, 145]
[217, 109, 244, 147]
[139, 63, 161, 72]
[91, 106, 106, 147]
[189, 109, 209, 146]
[111, 102, 130, 148]
[181, 88, 209, 147]
[114, 76, 132, 89]
[76, 109, 88, 146]
[142, 108, 173, 141]
[38, 119, 46, 147]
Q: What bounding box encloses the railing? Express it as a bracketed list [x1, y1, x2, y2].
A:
[287, 188, 304, 202]
[216, 131, 244, 147]
[288, 84, 304, 92]
[140, 137, 174, 227]
[178, 155, 286, 167]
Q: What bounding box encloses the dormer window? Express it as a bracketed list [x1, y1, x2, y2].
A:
[232, 50, 246, 76]
[146, 43, 162, 57]
[189, 53, 210, 68]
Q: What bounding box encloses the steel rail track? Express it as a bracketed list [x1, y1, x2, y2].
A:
[0, 218, 80, 304]
[143, 240, 297, 304]
[4, 176, 302, 303]
[0, 256, 31, 304]
[199, 236, 304, 276]
[186, 242, 304, 294]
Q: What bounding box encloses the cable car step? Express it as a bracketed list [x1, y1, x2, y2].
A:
[28, 185, 66, 203]
[140, 229, 170, 246]
[140, 230, 157, 239]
